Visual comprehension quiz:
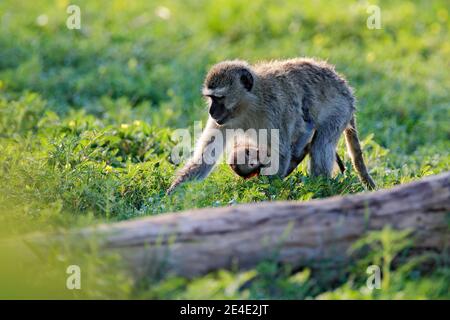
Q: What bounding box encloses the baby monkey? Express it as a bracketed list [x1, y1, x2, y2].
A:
[229, 122, 345, 179]
[229, 142, 346, 179]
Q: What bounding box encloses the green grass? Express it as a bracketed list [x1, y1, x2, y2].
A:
[0, 0, 449, 299]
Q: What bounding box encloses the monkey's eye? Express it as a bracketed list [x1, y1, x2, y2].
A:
[209, 95, 225, 103]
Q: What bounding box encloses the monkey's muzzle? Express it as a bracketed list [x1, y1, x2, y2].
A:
[209, 102, 231, 125]
[214, 113, 231, 125]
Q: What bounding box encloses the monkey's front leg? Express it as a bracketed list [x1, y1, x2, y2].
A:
[167, 119, 225, 194]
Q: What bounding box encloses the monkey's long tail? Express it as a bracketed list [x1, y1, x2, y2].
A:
[344, 116, 376, 190]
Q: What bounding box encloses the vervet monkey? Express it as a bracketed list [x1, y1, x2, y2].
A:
[228, 143, 262, 179]
[229, 116, 314, 178]
[168, 58, 375, 194]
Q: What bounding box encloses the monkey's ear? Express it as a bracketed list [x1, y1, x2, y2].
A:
[239, 69, 253, 91]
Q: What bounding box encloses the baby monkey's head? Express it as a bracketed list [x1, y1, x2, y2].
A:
[202, 60, 255, 126]
[229, 144, 262, 179]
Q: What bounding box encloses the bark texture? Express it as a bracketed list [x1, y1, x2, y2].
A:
[78, 172, 450, 278]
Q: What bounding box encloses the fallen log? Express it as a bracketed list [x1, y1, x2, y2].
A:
[78, 172, 449, 279]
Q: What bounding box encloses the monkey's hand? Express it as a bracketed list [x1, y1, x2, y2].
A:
[167, 118, 225, 195]
[167, 161, 214, 195]
[167, 178, 183, 195]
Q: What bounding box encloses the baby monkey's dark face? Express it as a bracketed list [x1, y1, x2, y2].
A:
[229, 145, 262, 179]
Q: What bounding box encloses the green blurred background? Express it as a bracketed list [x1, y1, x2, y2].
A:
[0, 0, 448, 299]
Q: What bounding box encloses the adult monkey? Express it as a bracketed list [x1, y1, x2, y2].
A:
[167, 58, 375, 194]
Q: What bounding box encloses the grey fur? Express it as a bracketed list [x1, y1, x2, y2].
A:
[167, 58, 376, 194]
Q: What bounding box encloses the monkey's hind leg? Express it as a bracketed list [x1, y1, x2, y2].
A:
[287, 145, 345, 177]
[309, 120, 346, 178]
[287, 117, 345, 177]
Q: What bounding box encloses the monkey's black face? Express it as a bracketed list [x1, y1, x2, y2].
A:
[208, 95, 232, 125]
[203, 65, 254, 126]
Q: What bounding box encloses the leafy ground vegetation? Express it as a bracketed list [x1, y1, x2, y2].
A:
[0, 0, 449, 299]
